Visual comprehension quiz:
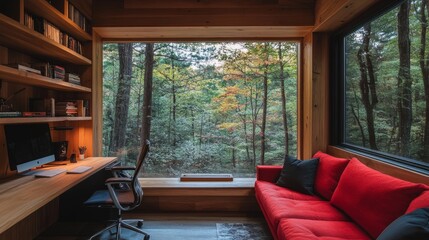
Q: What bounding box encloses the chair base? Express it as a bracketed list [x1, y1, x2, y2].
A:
[89, 219, 150, 240]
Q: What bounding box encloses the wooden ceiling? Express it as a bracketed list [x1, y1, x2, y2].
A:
[92, 0, 382, 40]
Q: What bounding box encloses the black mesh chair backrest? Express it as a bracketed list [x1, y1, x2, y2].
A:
[130, 140, 150, 208]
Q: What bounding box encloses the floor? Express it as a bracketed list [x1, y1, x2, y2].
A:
[36, 214, 272, 240]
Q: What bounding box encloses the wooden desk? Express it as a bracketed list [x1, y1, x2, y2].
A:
[0, 157, 116, 239]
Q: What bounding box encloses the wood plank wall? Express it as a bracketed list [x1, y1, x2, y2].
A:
[301, 32, 329, 158]
[92, 32, 103, 157]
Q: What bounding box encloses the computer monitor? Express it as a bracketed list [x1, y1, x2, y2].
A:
[4, 123, 55, 173]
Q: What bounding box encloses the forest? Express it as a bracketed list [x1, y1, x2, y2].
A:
[102, 42, 298, 177]
[345, 0, 429, 163]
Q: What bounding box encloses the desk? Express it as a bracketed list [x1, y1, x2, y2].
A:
[0, 157, 116, 240]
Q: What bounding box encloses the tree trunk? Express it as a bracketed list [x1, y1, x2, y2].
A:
[141, 43, 154, 143]
[250, 87, 257, 165]
[260, 43, 269, 165]
[351, 88, 367, 147]
[420, 0, 429, 161]
[243, 96, 251, 162]
[172, 80, 177, 147]
[397, 1, 412, 157]
[232, 139, 236, 168]
[278, 43, 289, 156]
[357, 24, 378, 150]
[109, 43, 133, 158]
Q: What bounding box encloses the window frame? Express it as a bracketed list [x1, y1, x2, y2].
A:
[330, 0, 429, 175]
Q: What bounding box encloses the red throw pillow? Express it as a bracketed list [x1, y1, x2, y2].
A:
[330, 158, 426, 239]
[313, 151, 349, 200]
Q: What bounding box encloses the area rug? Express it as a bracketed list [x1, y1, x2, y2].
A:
[216, 223, 273, 240]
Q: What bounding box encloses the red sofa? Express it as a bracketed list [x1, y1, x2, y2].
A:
[255, 152, 429, 240]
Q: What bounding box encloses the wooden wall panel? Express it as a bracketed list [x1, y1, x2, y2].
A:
[140, 195, 259, 213]
[92, 32, 103, 157]
[314, 0, 385, 32]
[93, 0, 313, 28]
[302, 32, 329, 158]
[302, 33, 312, 158]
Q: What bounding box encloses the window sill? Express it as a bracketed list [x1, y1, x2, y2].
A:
[138, 178, 256, 197]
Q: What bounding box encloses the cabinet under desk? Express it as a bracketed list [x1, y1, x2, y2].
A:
[0, 157, 117, 239]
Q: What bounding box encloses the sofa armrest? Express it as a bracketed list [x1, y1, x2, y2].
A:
[256, 165, 282, 183]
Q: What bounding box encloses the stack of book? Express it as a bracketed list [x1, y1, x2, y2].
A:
[55, 101, 78, 117]
[53, 65, 65, 80]
[68, 3, 91, 33]
[7, 63, 41, 75]
[66, 73, 81, 85]
[24, 12, 83, 54]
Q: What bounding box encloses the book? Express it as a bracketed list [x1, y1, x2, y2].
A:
[0, 112, 22, 117]
[24, 11, 84, 55]
[31, 62, 51, 77]
[22, 112, 46, 117]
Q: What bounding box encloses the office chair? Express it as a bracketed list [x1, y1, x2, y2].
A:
[84, 140, 150, 240]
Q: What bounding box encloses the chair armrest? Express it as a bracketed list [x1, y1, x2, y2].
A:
[256, 165, 282, 183]
[105, 177, 132, 184]
[110, 166, 136, 172]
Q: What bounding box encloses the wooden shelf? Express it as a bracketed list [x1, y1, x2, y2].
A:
[0, 65, 91, 92]
[24, 0, 91, 42]
[0, 116, 92, 124]
[0, 14, 91, 65]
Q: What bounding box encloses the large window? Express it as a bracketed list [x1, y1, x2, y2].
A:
[102, 42, 298, 177]
[337, 0, 429, 170]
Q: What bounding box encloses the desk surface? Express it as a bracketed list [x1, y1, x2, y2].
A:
[0, 157, 116, 234]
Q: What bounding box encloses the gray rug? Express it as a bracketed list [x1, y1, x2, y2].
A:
[216, 223, 273, 240]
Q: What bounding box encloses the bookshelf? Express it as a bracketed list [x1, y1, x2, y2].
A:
[0, 0, 94, 177]
[0, 14, 91, 65]
[24, 0, 91, 42]
[0, 116, 91, 125]
[0, 65, 91, 92]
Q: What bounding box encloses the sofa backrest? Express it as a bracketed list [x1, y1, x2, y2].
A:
[330, 158, 427, 239]
[313, 151, 349, 200]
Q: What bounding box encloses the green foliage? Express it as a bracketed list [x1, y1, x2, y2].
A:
[345, 0, 429, 162]
[103, 42, 298, 177]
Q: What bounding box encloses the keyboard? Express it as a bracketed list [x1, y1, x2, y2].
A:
[67, 166, 92, 174]
[34, 169, 66, 178]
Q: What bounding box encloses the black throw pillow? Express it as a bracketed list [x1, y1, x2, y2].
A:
[377, 208, 429, 240]
[276, 155, 319, 195]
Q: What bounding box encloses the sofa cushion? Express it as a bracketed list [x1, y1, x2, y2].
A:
[313, 151, 349, 200]
[277, 218, 371, 240]
[256, 187, 349, 230]
[377, 208, 429, 240]
[276, 155, 319, 195]
[407, 190, 429, 213]
[331, 158, 426, 238]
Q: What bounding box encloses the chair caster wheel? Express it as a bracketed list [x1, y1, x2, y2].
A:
[137, 221, 144, 228]
[144, 234, 150, 240]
